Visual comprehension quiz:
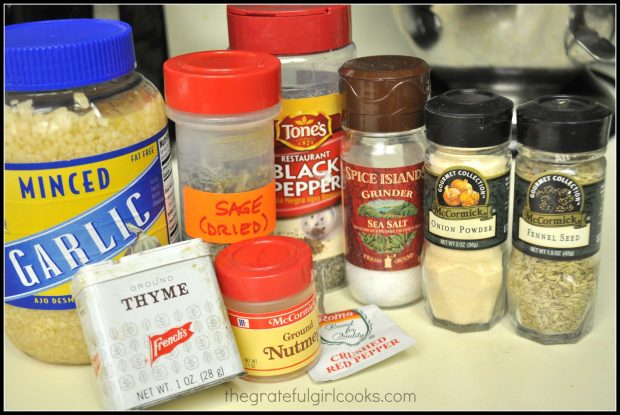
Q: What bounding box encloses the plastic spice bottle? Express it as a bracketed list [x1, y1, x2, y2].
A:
[339, 55, 430, 307]
[508, 95, 612, 345]
[164, 50, 281, 257]
[422, 89, 514, 332]
[214, 236, 321, 381]
[227, 5, 356, 292]
[4, 19, 178, 364]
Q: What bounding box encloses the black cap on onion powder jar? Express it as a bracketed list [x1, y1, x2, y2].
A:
[425, 88, 514, 148]
[517, 95, 612, 153]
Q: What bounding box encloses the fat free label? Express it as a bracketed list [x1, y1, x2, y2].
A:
[424, 167, 510, 250]
[342, 161, 424, 271]
[512, 172, 603, 260]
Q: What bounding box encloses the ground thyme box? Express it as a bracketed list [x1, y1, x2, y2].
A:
[71, 239, 244, 410]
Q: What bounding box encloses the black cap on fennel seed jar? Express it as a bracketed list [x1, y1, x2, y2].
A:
[517, 95, 612, 153]
[339, 55, 431, 133]
[425, 89, 514, 148]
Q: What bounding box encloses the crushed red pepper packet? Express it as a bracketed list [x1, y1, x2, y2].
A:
[308, 305, 416, 382]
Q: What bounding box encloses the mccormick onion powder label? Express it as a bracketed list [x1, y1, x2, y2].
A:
[72, 240, 244, 410]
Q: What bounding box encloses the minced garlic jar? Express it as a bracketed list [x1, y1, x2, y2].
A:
[4, 19, 178, 364]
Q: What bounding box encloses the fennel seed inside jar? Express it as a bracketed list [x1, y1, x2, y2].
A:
[508, 95, 611, 345]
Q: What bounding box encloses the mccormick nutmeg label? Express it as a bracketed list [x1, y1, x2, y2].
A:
[227, 294, 321, 377]
[273, 93, 344, 268]
[72, 240, 244, 410]
[342, 161, 424, 271]
[424, 167, 510, 250]
[512, 172, 604, 260]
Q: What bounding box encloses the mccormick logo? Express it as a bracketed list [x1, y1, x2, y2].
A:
[149, 322, 194, 365]
[276, 111, 332, 151]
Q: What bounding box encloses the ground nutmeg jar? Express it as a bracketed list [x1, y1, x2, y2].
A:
[5, 19, 178, 364]
[214, 236, 321, 381]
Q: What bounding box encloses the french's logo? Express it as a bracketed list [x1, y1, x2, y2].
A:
[276, 112, 332, 151]
[149, 322, 194, 365]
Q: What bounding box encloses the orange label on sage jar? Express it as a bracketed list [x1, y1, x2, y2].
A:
[228, 294, 321, 377]
[183, 181, 276, 244]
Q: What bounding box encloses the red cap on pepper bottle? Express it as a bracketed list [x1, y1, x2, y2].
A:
[227, 5, 352, 55]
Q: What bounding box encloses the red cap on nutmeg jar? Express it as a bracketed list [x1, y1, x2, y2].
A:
[215, 236, 313, 303]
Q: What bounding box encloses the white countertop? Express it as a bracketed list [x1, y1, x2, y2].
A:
[4, 138, 616, 411]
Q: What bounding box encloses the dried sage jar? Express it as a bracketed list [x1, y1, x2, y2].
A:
[164, 50, 281, 258]
[508, 95, 612, 345]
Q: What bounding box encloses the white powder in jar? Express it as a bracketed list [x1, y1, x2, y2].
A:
[423, 243, 504, 325]
[346, 261, 423, 308]
[422, 151, 509, 327]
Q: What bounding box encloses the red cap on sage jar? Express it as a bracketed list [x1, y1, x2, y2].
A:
[163, 49, 281, 115]
[215, 236, 313, 303]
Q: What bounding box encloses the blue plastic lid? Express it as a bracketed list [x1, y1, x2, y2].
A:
[5, 18, 137, 92]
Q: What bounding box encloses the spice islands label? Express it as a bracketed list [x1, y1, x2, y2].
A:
[4, 129, 179, 310]
[227, 294, 320, 377]
[512, 172, 603, 260]
[424, 167, 510, 250]
[342, 161, 424, 271]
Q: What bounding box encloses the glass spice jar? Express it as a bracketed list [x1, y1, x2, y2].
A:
[422, 89, 514, 332]
[164, 50, 281, 258]
[227, 5, 356, 292]
[214, 236, 321, 382]
[339, 55, 430, 307]
[508, 95, 612, 345]
[4, 19, 178, 364]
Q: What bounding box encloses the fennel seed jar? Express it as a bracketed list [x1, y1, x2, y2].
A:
[508, 95, 612, 345]
[4, 19, 179, 364]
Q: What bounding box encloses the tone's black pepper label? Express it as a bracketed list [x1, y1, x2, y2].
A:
[424, 167, 510, 250]
[342, 161, 424, 271]
[512, 172, 604, 260]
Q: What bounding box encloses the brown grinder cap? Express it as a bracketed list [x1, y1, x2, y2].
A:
[339, 55, 431, 133]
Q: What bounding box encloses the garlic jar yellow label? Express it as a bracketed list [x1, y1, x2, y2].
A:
[227, 294, 321, 377]
[4, 129, 179, 310]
